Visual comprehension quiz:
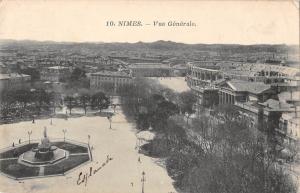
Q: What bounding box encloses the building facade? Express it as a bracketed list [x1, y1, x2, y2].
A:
[186, 62, 224, 109]
[40, 66, 71, 82]
[90, 71, 133, 90]
[129, 63, 172, 77]
[278, 110, 300, 144]
[186, 62, 223, 87]
[0, 73, 31, 90]
[218, 80, 274, 105]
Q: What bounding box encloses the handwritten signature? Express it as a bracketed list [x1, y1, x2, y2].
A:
[77, 155, 113, 186]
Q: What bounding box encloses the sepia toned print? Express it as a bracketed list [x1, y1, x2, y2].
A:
[0, 0, 299, 193]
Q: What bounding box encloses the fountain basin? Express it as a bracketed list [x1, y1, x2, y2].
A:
[19, 148, 67, 166]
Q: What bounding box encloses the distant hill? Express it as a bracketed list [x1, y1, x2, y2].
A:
[0, 39, 298, 54]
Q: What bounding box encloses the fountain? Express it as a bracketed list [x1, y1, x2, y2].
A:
[19, 127, 67, 165]
[0, 126, 90, 179]
[32, 127, 57, 161]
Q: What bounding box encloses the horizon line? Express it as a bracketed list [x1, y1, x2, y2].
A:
[0, 39, 299, 46]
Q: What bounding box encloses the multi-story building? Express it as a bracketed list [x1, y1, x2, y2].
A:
[40, 66, 71, 82]
[90, 71, 133, 91]
[278, 111, 300, 144]
[172, 64, 187, 77]
[128, 63, 172, 77]
[0, 62, 8, 73]
[213, 80, 276, 130]
[218, 80, 274, 105]
[186, 61, 298, 135]
[0, 73, 31, 90]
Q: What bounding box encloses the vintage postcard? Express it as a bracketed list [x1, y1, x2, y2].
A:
[0, 0, 299, 193]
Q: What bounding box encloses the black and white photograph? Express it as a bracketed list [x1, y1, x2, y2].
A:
[0, 1, 299, 193]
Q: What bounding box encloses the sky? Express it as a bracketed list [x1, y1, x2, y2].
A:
[0, 0, 299, 44]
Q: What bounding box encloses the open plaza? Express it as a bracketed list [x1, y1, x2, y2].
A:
[0, 108, 177, 193]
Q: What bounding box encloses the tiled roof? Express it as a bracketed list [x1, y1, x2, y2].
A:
[278, 91, 300, 102]
[227, 79, 271, 94]
[227, 63, 300, 77]
[91, 71, 131, 78]
[129, 63, 170, 69]
[0, 73, 30, 80]
[46, 66, 69, 69]
[260, 99, 293, 110]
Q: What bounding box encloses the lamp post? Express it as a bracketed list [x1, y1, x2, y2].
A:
[27, 131, 32, 144]
[107, 116, 112, 129]
[88, 135, 91, 146]
[62, 129, 67, 142]
[141, 171, 146, 193]
[113, 104, 116, 113]
[87, 135, 93, 161]
[185, 112, 190, 127]
[90, 146, 94, 161]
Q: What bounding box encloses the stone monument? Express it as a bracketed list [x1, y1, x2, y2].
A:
[20, 127, 66, 165]
[32, 127, 57, 161]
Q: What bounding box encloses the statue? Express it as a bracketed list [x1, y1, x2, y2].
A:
[43, 126, 47, 138]
[33, 126, 57, 161]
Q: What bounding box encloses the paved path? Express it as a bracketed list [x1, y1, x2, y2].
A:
[0, 157, 18, 161]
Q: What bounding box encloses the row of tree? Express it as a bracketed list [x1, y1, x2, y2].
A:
[0, 86, 110, 119]
[118, 78, 197, 123]
[119, 78, 297, 193]
[64, 90, 110, 115]
[0, 87, 55, 119]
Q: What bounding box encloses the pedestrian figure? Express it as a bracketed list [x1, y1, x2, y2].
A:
[107, 116, 112, 129]
[19, 139, 21, 144]
[131, 182, 134, 187]
[32, 117, 35, 124]
[12, 142, 14, 147]
[138, 157, 141, 163]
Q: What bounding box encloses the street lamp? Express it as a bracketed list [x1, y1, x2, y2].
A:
[62, 129, 67, 142]
[113, 104, 116, 113]
[107, 116, 112, 129]
[27, 131, 32, 144]
[90, 146, 94, 161]
[185, 112, 190, 127]
[141, 171, 146, 193]
[88, 135, 91, 146]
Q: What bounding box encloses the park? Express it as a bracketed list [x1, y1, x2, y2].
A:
[0, 105, 177, 193]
